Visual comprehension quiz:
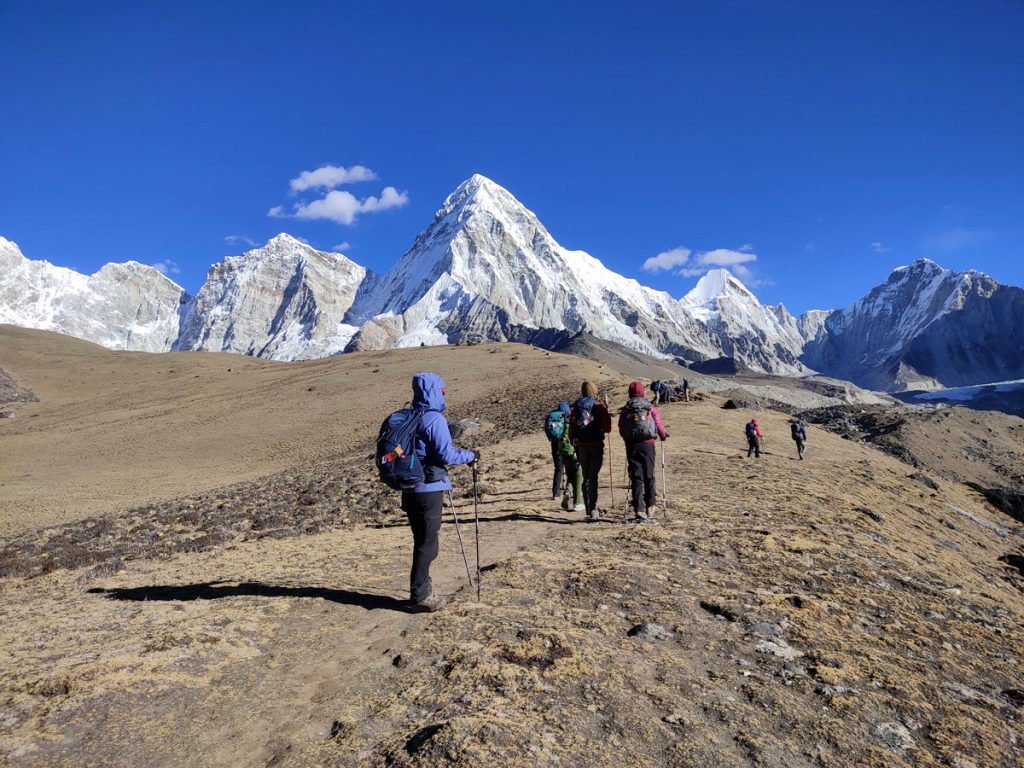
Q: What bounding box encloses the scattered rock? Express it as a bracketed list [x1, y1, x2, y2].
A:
[873, 721, 913, 752]
[392, 654, 407, 669]
[1002, 688, 1024, 708]
[627, 623, 673, 641]
[910, 472, 940, 490]
[0, 411, 14, 419]
[662, 712, 686, 725]
[721, 398, 761, 411]
[754, 639, 800, 659]
[815, 684, 853, 701]
[856, 507, 883, 523]
[747, 622, 783, 638]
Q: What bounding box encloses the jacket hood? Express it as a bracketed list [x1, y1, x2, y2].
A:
[558, 401, 570, 414]
[412, 372, 446, 412]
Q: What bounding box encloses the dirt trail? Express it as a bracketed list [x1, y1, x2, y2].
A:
[0, 431, 576, 767]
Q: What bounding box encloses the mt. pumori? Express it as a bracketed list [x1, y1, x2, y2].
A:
[1, 175, 1021, 391]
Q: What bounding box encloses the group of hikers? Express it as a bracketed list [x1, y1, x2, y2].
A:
[377, 372, 809, 613]
[648, 377, 690, 404]
[743, 416, 807, 459]
[544, 380, 668, 523]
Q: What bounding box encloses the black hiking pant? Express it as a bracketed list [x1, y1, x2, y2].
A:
[550, 438, 564, 498]
[401, 490, 444, 602]
[747, 436, 762, 458]
[576, 443, 604, 514]
[626, 440, 656, 516]
[794, 437, 806, 459]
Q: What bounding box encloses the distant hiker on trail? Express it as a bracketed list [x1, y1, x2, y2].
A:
[682, 378, 691, 402]
[377, 373, 479, 612]
[791, 419, 807, 460]
[650, 380, 661, 404]
[618, 381, 668, 523]
[570, 381, 612, 521]
[548, 402, 584, 512]
[745, 418, 763, 458]
[544, 402, 571, 500]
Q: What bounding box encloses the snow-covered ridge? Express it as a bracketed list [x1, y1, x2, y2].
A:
[2, 177, 1021, 392]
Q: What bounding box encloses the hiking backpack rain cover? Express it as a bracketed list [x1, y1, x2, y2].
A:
[571, 397, 602, 442]
[376, 409, 425, 490]
[622, 399, 657, 442]
[545, 410, 567, 440]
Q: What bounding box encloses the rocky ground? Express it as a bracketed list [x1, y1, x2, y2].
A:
[1, 329, 1023, 767]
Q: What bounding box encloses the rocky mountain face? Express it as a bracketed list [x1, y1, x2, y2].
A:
[802, 259, 1024, 390]
[1, 178, 1021, 392]
[345, 175, 730, 364]
[0, 236, 186, 353]
[175, 234, 367, 359]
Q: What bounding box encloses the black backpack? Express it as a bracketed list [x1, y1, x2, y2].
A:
[376, 409, 425, 490]
[745, 421, 758, 439]
[621, 399, 657, 443]
[571, 397, 602, 442]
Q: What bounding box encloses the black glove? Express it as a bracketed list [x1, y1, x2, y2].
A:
[471, 451, 481, 464]
[661, 433, 669, 441]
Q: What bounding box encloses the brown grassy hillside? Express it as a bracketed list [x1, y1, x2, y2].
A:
[1, 328, 1022, 767]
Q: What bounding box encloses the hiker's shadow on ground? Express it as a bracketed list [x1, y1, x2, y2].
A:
[87, 582, 415, 612]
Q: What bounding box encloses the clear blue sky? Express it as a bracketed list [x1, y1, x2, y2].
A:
[2, 1, 1022, 313]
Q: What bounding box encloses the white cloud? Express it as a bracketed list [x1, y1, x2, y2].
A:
[738, 243, 754, 253]
[333, 241, 352, 252]
[268, 205, 286, 218]
[642, 247, 691, 273]
[289, 164, 377, 193]
[225, 234, 256, 247]
[151, 260, 180, 276]
[288, 186, 408, 225]
[870, 241, 892, 253]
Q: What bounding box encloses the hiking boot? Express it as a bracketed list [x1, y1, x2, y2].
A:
[410, 592, 448, 613]
[573, 503, 586, 512]
[631, 516, 659, 525]
[587, 509, 601, 521]
[646, 506, 657, 518]
[561, 495, 571, 511]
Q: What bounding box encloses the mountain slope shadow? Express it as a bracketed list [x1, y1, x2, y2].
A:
[87, 581, 413, 612]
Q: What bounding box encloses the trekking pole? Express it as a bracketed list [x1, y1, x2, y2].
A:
[661, 444, 667, 501]
[445, 489, 474, 588]
[472, 462, 481, 601]
[603, 394, 615, 508]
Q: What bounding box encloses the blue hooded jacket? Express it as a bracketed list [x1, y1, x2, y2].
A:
[406, 372, 475, 493]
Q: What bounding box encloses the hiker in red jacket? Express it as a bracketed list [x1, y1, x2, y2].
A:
[745, 418, 763, 458]
[618, 381, 668, 522]
[569, 381, 613, 521]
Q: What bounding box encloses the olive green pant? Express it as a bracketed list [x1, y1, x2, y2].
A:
[560, 448, 583, 505]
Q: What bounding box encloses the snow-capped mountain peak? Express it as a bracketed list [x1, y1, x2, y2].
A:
[681, 268, 756, 309]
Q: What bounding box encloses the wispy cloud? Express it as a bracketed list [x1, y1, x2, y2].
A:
[643, 244, 768, 285]
[870, 241, 892, 253]
[289, 164, 377, 193]
[151, 260, 181, 276]
[642, 246, 691, 273]
[922, 228, 991, 256]
[805, 241, 816, 253]
[333, 241, 352, 252]
[270, 186, 409, 225]
[225, 234, 257, 247]
[270, 165, 409, 226]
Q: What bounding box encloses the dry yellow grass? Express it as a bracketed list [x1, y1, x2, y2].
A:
[1, 327, 1022, 767]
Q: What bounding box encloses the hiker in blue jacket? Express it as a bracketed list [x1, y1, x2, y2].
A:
[393, 373, 478, 612]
